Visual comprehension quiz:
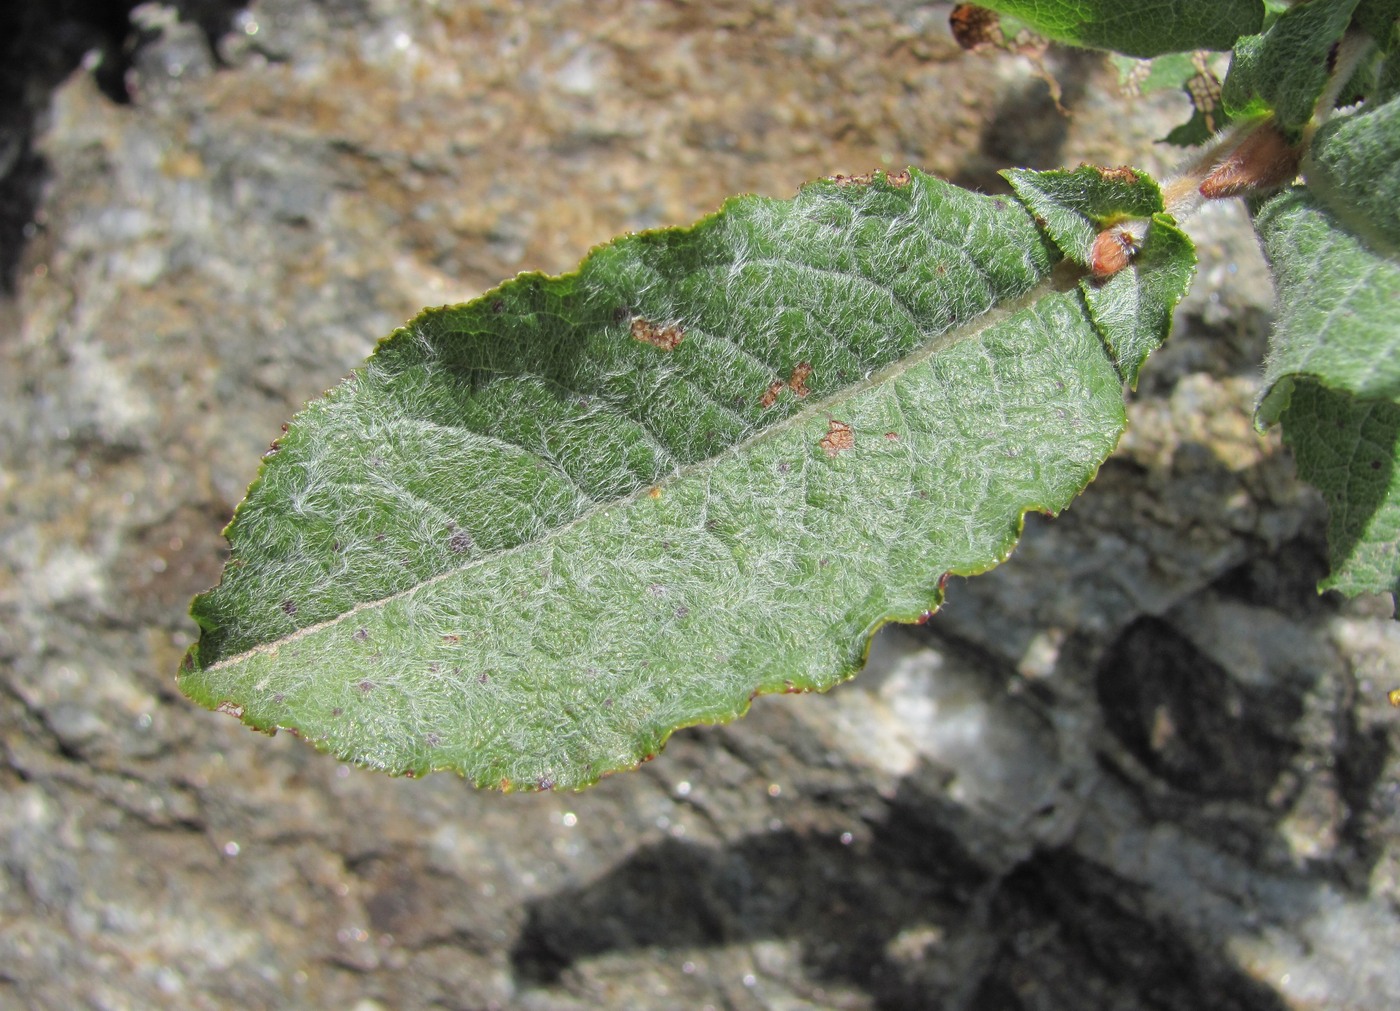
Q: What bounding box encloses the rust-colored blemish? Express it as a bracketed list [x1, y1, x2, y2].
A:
[788, 361, 813, 398]
[648, 486, 663, 499]
[759, 380, 785, 408]
[884, 431, 900, 440]
[630, 317, 684, 351]
[819, 419, 855, 458]
[949, 4, 1001, 50]
[442, 633, 460, 644]
[829, 169, 911, 188]
[1095, 165, 1140, 185]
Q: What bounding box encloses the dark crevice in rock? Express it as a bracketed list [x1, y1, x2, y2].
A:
[973, 849, 1292, 1011]
[1095, 615, 1302, 803]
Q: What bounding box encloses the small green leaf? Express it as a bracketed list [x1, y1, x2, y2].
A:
[1003, 165, 1165, 267]
[974, 1, 1263, 57]
[182, 168, 1194, 789]
[1223, 0, 1363, 131]
[1163, 107, 1225, 146]
[1113, 52, 1232, 146]
[1112, 52, 1203, 93]
[1083, 214, 1197, 389]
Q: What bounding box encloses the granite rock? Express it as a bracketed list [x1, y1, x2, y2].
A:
[2, 3, 1398, 1009]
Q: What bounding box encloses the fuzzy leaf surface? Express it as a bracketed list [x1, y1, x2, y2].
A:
[1003, 165, 1164, 266]
[182, 169, 1192, 790]
[1083, 214, 1196, 389]
[1256, 112, 1400, 599]
[974, 0, 1262, 57]
[1223, 0, 1362, 130]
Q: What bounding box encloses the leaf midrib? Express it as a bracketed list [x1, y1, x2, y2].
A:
[201, 271, 1070, 673]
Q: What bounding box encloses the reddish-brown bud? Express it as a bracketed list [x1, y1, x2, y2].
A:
[1199, 121, 1301, 199]
[1089, 228, 1136, 279]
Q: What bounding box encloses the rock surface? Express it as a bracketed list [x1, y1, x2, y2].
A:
[2, 2, 1398, 1009]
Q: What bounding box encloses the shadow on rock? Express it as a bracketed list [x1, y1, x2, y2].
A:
[511, 775, 1294, 1011]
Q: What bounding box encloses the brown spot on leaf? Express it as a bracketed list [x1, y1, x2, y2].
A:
[885, 431, 900, 440]
[788, 361, 813, 398]
[819, 418, 855, 458]
[216, 701, 244, 718]
[448, 528, 473, 554]
[648, 486, 663, 499]
[630, 317, 684, 351]
[829, 169, 911, 188]
[281, 599, 297, 616]
[1095, 165, 1140, 185]
[357, 679, 375, 694]
[760, 380, 785, 408]
[442, 633, 460, 644]
[949, 4, 1001, 50]
[354, 628, 368, 641]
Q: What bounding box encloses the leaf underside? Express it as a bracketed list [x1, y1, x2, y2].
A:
[182, 168, 1190, 790]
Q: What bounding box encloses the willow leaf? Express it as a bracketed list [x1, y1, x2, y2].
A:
[1254, 96, 1400, 599]
[181, 168, 1191, 790]
[973, 0, 1263, 57]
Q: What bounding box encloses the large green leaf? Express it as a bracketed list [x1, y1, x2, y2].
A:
[973, 0, 1263, 57]
[182, 168, 1193, 789]
[1254, 94, 1400, 600]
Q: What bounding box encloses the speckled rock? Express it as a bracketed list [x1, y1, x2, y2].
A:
[2, 3, 1398, 1010]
